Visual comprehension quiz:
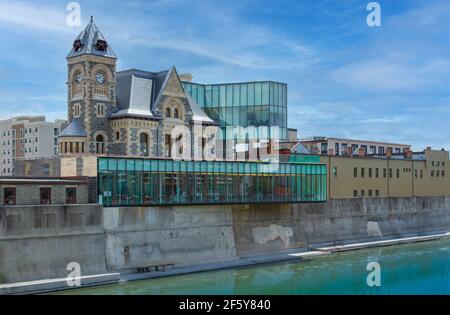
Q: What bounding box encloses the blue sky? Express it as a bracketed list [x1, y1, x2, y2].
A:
[0, 0, 449, 150]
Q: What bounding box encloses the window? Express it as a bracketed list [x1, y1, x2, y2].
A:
[3, 187, 16, 205]
[354, 167, 357, 178]
[368, 190, 373, 197]
[442, 170, 445, 177]
[96, 104, 106, 117]
[174, 108, 179, 119]
[165, 108, 171, 118]
[431, 170, 434, 177]
[376, 168, 379, 178]
[420, 170, 423, 178]
[96, 134, 106, 154]
[74, 104, 81, 117]
[361, 190, 365, 197]
[40, 187, 51, 205]
[361, 168, 365, 178]
[66, 187, 77, 204]
[383, 168, 387, 178]
[369, 168, 372, 178]
[396, 169, 400, 178]
[54, 128, 59, 136]
[437, 171, 440, 177]
[414, 169, 418, 178]
[378, 147, 385, 155]
[389, 168, 392, 178]
[432, 161, 435, 167]
[353, 190, 358, 197]
[165, 134, 172, 157]
[376, 190, 380, 197]
[116, 132, 120, 141]
[140, 133, 149, 156]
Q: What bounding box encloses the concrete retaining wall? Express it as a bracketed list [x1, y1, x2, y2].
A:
[0, 196, 449, 284]
[0, 204, 105, 283]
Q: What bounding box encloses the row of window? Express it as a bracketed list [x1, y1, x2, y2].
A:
[73, 104, 107, 117]
[431, 161, 445, 167]
[2, 187, 77, 205]
[333, 143, 405, 156]
[336, 167, 446, 179]
[353, 190, 380, 198]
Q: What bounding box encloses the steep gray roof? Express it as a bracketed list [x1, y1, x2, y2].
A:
[67, 17, 116, 59]
[59, 119, 87, 137]
[112, 69, 169, 119]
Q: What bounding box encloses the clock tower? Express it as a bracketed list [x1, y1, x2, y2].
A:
[60, 16, 117, 156]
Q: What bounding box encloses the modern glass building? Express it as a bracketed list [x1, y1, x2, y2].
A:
[182, 81, 288, 140]
[98, 157, 327, 207]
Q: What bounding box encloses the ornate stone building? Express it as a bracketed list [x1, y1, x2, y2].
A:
[59, 18, 217, 159]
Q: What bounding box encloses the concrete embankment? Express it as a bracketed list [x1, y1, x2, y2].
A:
[0, 196, 449, 292]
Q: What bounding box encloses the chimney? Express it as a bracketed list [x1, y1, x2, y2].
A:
[345, 146, 352, 156]
[386, 147, 392, 158]
[328, 148, 335, 156]
[358, 148, 365, 157]
[426, 146, 431, 151]
[404, 149, 413, 159]
[179, 73, 193, 82]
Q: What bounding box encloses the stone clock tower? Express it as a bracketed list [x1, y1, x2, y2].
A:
[59, 16, 117, 156]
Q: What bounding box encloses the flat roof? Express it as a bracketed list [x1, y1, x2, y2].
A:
[0, 177, 87, 185]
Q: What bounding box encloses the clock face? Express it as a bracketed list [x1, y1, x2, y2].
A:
[75, 73, 82, 84]
[96, 72, 105, 85]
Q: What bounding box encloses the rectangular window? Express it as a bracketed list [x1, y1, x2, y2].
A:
[376, 168, 379, 178]
[353, 190, 357, 197]
[368, 190, 372, 197]
[431, 170, 434, 177]
[361, 168, 365, 178]
[396, 169, 400, 178]
[361, 190, 365, 197]
[389, 168, 392, 178]
[66, 187, 77, 204]
[420, 170, 423, 178]
[376, 190, 380, 197]
[369, 168, 372, 178]
[40, 187, 51, 205]
[354, 167, 357, 178]
[3, 187, 16, 205]
[414, 169, 418, 178]
[442, 170, 445, 177]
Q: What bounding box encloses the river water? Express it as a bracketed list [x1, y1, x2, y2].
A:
[55, 238, 450, 295]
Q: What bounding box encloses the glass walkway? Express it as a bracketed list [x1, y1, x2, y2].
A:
[97, 157, 327, 207]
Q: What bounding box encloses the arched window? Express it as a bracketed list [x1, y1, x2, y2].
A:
[174, 108, 179, 119]
[140, 133, 149, 156]
[166, 108, 171, 118]
[96, 134, 105, 154]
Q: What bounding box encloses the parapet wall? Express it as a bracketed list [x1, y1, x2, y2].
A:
[1, 197, 449, 284]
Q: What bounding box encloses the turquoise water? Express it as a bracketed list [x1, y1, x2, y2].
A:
[56, 238, 450, 295]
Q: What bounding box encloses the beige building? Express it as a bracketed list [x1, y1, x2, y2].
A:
[0, 116, 65, 176]
[301, 136, 411, 156]
[318, 147, 450, 199]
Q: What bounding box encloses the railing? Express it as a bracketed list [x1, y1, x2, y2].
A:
[94, 87, 108, 97]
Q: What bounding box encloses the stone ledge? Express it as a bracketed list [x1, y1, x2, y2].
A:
[0, 273, 120, 295]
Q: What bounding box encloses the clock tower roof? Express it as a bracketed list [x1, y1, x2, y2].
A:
[67, 16, 117, 59]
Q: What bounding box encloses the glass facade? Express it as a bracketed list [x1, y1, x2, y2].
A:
[182, 81, 288, 140]
[98, 157, 327, 207]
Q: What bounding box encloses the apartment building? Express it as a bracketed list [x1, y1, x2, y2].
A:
[0, 116, 65, 176]
[300, 136, 411, 156]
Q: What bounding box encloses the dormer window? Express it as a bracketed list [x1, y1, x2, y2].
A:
[96, 40, 108, 52]
[73, 39, 83, 52]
